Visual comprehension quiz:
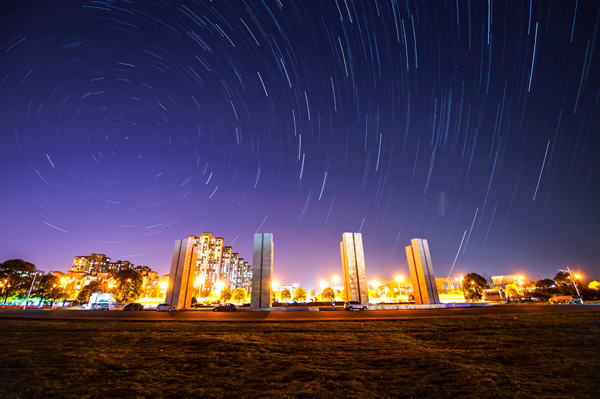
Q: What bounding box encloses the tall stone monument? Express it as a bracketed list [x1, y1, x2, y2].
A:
[251, 233, 273, 308]
[165, 238, 198, 309]
[340, 232, 369, 305]
[405, 238, 440, 305]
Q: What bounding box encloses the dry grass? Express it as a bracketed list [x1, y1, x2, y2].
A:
[1, 310, 599, 398]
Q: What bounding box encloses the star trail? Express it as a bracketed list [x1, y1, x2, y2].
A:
[1, 0, 599, 287]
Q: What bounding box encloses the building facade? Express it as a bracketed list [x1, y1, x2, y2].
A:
[70, 255, 152, 275]
[170, 233, 251, 296]
[71, 254, 111, 274]
[68, 254, 160, 301]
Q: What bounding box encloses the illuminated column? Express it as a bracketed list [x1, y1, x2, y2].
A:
[250, 233, 273, 308]
[165, 238, 198, 309]
[405, 238, 440, 305]
[340, 232, 369, 305]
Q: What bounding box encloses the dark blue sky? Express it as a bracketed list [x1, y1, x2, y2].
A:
[1, 0, 599, 290]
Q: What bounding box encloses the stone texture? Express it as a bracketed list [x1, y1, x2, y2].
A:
[340, 232, 369, 305]
[250, 233, 273, 308]
[405, 238, 440, 305]
[165, 238, 198, 309]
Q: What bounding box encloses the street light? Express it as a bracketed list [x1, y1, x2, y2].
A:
[395, 276, 403, 299]
[517, 275, 524, 291]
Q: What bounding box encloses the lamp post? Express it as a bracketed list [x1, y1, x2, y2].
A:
[395, 276, 403, 301]
[332, 276, 339, 290]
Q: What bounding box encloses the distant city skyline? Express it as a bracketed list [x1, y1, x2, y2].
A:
[1, 1, 599, 291]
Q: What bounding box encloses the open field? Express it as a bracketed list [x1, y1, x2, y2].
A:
[1, 309, 599, 398]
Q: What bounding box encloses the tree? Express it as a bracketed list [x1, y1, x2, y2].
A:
[293, 287, 307, 302]
[368, 288, 376, 299]
[272, 290, 281, 301]
[232, 288, 246, 304]
[219, 287, 232, 302]
[588, 281, 600, 291]
[536, 279, 556, 289]
[0, 259, 36, 305]
[504, 283, 523, 299]
[113, 269, 144, 302]
[309, 290, 316, 301]
[32, 274, 59, 305]
[280, 288, 291, 302]
[77, 281, 102, 303]
[322, 286, 335, 301]
[554, 272, 570, 286]
[385, 288, 394, 301]
[462, 273, 489, 301]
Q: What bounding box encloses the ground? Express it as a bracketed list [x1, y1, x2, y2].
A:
[0, 309, 599, 398]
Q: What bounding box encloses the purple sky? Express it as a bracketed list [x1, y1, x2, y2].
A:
[1, 0, 599, 290]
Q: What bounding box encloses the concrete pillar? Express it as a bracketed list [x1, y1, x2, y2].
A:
[250, 233, 273, 308]
[405, 238, 440, 305]
[340, 232, 369, 305]
[165, 238, 198, 309]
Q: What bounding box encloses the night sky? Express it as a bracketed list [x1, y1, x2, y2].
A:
[1, 0, 599, 289]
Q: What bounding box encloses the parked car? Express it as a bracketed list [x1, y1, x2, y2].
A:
[123, 303, 144, 311]
[213, 303, 236, 312]
[344, 301, 368, 311]
[93, 302, 110, 311]
[191, 302, 209, 308]
[156, 303, 176, 312]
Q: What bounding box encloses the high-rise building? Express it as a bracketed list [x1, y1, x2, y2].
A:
[168, 233, 251, 298]
[230, 253, 251, 291]
[71, 254, 140, 274]
[71, 254, 111, 274]
[193, 233, 224, 295]
[108, 260, 133, 273]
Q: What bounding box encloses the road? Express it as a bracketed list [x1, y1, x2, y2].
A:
[1, 304, 599, 322]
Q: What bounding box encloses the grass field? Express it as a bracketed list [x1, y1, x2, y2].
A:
[1, 310, 599, 398]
